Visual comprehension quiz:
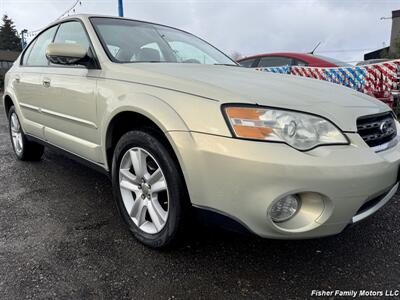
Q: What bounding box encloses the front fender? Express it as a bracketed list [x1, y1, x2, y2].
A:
[100, 92, 190, 169]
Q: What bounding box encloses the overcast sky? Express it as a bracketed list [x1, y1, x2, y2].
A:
[0, 0, 399, 63]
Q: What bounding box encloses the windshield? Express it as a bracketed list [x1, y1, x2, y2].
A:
[91, 17, 235, 65]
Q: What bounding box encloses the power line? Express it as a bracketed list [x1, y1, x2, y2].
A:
[57, 0, 82, 20]
[22, 0, 83, 42]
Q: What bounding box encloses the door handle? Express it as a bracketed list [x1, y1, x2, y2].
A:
[15, 75, 20, 83]
[42, 79, 51, 88]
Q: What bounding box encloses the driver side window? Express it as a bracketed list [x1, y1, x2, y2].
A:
[54, 21, 90, 49]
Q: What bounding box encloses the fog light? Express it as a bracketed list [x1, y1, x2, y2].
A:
[270, 195, 300, 223]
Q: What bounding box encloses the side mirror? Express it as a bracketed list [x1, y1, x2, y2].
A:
[46, 43, 88, 66]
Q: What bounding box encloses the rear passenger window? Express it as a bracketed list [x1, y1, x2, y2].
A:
[25, 26, 58, 66]
[54, 21, 90, 50]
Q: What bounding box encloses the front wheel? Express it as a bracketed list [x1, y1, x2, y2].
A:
[8, 106, 44, 161]
[111, 130, 188, 248]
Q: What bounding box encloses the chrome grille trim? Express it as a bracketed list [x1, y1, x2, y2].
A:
[357, 112, 397, 150]
[352, 183, 398, 223]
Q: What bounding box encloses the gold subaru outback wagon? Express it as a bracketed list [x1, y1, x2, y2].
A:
[3, 15, 400, 248]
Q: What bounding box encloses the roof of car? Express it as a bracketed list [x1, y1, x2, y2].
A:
[33, 14, 198, 47]
[59, 14, 175, 29]
[238, 52, 312, 60]
[48, 14, 197, 40]
[61, 14, 121, 19]
[33, 14, 235, 65]
[237, 52, 340, 67]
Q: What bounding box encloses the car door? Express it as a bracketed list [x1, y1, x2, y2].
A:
[39, 20, 102, 163]
[15, 25, 59, 139]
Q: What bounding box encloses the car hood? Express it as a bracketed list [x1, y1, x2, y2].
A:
[108, 63, 391, 132]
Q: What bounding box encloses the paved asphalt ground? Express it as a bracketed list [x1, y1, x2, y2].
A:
[0, 99, 400, 300]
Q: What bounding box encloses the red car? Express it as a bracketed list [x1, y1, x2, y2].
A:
[238, 52, 395, 108]
[237, 52, 350, 68]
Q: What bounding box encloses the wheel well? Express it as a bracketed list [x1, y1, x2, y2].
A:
[106, 111, 177, 172]
[3, 95, 14, 119]
[106, 111, 192, 208]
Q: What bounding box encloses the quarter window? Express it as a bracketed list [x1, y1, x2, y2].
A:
[22, 40, 35, 65]
[25, 26, 58, 66]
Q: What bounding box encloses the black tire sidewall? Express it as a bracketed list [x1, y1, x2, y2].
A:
[8, 107, 26, 160]
[8, 106, 44, 161]
[111, 130, 185, 248]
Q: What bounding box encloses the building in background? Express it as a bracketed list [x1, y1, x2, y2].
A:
[364, 9, 400, 60]
[0, 50, 20, 89]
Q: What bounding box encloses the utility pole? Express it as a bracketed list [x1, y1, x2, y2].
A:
[118, 0, 124, 17]
[20, 29, 28, 50]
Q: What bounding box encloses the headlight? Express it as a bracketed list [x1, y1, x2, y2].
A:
[223, 105, 348, 151]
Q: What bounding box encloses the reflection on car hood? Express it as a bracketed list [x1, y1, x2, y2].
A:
[109, 63, 391, 132]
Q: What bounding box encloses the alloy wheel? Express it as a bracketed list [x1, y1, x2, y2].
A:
[10, 113, 23, 155]
[119, 147, 169, 234]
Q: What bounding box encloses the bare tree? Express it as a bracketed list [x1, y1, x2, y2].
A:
[230, 51, 243, 61]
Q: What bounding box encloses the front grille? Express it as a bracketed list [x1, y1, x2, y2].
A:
[357, 112, 397, 147]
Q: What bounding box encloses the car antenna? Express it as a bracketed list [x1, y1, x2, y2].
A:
[309, 42, 322, 55]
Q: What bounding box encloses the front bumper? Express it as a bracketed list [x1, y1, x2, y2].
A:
[167, 131, 400, 239]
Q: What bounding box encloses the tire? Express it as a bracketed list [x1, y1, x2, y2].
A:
[8, 106, 44, 161]
[111, 130, 188, 248]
